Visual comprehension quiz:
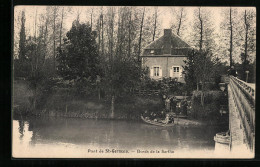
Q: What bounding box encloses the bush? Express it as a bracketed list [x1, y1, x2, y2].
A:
[191, 90, 226, 121]
[13, 80, 33, 115]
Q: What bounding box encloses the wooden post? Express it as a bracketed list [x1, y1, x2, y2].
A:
[111, 96, 115, 118]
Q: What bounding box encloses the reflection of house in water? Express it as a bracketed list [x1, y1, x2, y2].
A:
[141, 29, 192, 83]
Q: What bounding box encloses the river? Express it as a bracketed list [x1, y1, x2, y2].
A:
[12, 117, 228, 158]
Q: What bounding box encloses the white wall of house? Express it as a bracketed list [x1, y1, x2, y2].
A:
[142, 56, 186, 83]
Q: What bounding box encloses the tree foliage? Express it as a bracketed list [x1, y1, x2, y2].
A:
[57, 21, 101, 82]
[183, 49, 224, 91]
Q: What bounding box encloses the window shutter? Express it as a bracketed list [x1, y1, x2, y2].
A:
[159, 67, 162, 77]
[170, 67, 173, 78]
[179, 67, 183, 77]
[150, 67, 154, 77]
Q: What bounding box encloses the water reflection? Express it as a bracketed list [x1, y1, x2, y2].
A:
[13, 117, 227, 158]
[18, 120, 24, 139]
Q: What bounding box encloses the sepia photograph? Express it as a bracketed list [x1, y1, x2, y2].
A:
[12, 6, 256, 158]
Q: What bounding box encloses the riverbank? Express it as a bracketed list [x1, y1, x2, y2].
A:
[13, 79, 228, 126]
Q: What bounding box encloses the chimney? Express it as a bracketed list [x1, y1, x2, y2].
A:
[163, 29, 172, 55]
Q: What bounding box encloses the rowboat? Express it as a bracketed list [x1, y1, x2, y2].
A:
[141, 116, 175, 127]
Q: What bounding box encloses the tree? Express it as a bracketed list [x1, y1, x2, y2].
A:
[14, 10, 29, 78]
[46, 6, 60, 72]
[191, 7, 215, 52]
[152, 7, 158, 41]
[239, 9, 256, 81]
[187, 7, 216, 93]
[59, 7, 64, 48]
[97, 7, 149, 118]
[183, 49, 220, 105]
[171, 7, 187, 37]
[138, 7, 145, 62]
[220, 7, 241, 68]
[25, 35, 47, 110]
[52, 7, 58, 71]
[141, 7, 162, 54]
[57, 21, 100, 82]
[228, 8, 234, 68]
[183, 50, 197, 91]
[18, 10, 26, 60]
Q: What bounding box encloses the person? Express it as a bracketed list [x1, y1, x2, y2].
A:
[165, 97, 171, 112]
[228, 66, 238, 77]
[182, 100, 188, 116]
[161, 94, 167, 107]
[159, 110, 166, 119]
[153, 112, 158, 122]
[168, 114, 174, 123]
[150, 112, 157, 121]
[150, 112, 155, 120]
[170, 97, 177, 113]
[162, 114, 175, 124]
[142, 110, 149, 120]
[176, 101, 181, 115]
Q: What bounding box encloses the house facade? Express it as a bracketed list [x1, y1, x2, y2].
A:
[141, 29, 192, 83]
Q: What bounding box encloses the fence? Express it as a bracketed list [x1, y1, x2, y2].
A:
[132, 89, 160, 96]
[229, 76, 255, 151]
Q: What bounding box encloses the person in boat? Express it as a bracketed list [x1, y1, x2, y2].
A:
[168, 114, 174, 123]
[157, 110, 166, 121]
[142, 110, 150, 120]
[161, 114, 174, 124]
[150, 112, 157, 121]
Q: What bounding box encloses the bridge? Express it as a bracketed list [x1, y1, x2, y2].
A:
[222, 76, 255, 157]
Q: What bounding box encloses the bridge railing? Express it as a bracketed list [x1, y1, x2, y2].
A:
[229, 76, 255, 151]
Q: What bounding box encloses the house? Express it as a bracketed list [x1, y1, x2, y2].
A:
[141, 29, 192, 83]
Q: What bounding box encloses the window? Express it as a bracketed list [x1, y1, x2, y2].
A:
[154, 67, 160, 76]
[173, 67, 179, 73]
[172, 66, 182, 78]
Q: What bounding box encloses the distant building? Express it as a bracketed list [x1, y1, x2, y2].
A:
[141, 29, 192, 83]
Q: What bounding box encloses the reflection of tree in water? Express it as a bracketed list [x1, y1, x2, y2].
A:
[28, 120, 37, 146]
[161, 129, 170, 142]
[181, 127, 187, 139]
[106, 121, 114, 146]
[176, 126, 182, 148]
[18, 120, 24, 139]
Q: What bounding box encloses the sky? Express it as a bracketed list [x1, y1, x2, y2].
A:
[14, 6, 256, 63]
[14, 6, 255, 37]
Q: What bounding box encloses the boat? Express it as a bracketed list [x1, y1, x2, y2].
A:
[141, 116, 175, 127]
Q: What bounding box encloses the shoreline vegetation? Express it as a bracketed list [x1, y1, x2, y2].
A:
[13, 79, 228, 126]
